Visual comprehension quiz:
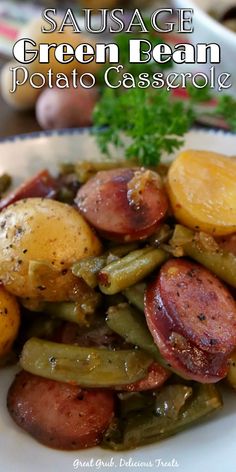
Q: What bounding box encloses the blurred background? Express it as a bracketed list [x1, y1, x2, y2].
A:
[0, 0, 235, 138]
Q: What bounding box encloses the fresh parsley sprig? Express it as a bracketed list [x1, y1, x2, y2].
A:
[93, 88, 194, 167]
[216, 95, 236, 131]
[93, 27, 236, 167]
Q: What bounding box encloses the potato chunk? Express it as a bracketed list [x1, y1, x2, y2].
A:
[0, 199, 102, 301]
[0, 286, 20, 357]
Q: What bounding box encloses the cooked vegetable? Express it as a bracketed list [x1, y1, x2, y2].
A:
[118, 384, 193, 420]
[145, 258, 236, 383]
[0, 174, 12, 196]
[3, 139, 236, 453]
[106, 303, 164, 363]
[115, 362, 171, 392]
[0, 61, 41, 111]
[148, 224, 173, 247]
[72, 160, 137, 184]
[0, 170, 57, 210]
[118, 391, 154, 417]
[8, 370, 115, 450]
[103, 383, 222, 450]
[167, 150, 236, 236]
[46, 299, 101, 326]
[21, 338, 153, 387]
[123, 283, 146, 311]
[218, 233, 236, 256]
[72, 243, 138, 288]
[99, 247, 168, 295]
[76, 168, 168, 242]
[23, 297, 101, 327]
[0, 286, 20, 358]
[73, 255, 107, 288]
[0, 198, 101, 301]
[36, 86, 99, 130]
[171, 225, 236, 288]
[227, 351, 236, 389]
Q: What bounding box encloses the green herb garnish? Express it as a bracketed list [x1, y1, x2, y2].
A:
[93, 88, 194, 166]
[93, 27, 236, 167]
[216, 95, 236, 131]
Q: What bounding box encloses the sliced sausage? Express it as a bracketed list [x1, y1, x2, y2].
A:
[144, 259, 236, 383]
[0, 170, 57, 210]
[7, 370, 115, 450]
[75, 168, 168, 242]
[115, 362, 170, 392]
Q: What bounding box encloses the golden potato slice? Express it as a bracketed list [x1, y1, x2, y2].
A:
[167, 150, 236, 236]
[0, 198, 102, 301]
[0, 286, 20, 357]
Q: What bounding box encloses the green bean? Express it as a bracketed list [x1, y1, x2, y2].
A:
[108, 243, 139, 259]
[99, 248, 168, 295]
[72, 243, 138, 288]
[171, 225, 236, 288]
[59, 163, 76, 175]
[74, 160, 137, 183]
[72, 255, 107, 288]
[118, 385, 192, 420]
[153, 384, 193, 419]
[123, 384, 222, 448]
[123, 283, 146, 311]
[227, 351, 236, 389]
[148, 224, 173, 248]
[22, 296, 101, 327]
[20, 338, 153, 388]
[0, 173, 12, 195]
[106, 303, 166, 366]
[118, 392, 154, 417]
[43, 301, 101, 326]
[103, 384, 222, 450]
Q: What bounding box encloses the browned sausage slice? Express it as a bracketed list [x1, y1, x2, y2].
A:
[0, 170, 57, 210]
[115, 362, 170, 392]
[75, 168, 168, 242]
[7, 371, 115, 450]
[144, 259, 236, 383]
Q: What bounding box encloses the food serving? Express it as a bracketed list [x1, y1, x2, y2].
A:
[1, 148, 236, 451]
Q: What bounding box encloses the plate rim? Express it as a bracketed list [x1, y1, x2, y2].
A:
[0, 127, 91, 144]
[0, 126, 235, 145]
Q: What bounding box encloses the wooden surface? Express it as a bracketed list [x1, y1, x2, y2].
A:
[0, 56, 41, 139]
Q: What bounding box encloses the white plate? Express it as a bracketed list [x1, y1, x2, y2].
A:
[1, 128, 236, 472]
